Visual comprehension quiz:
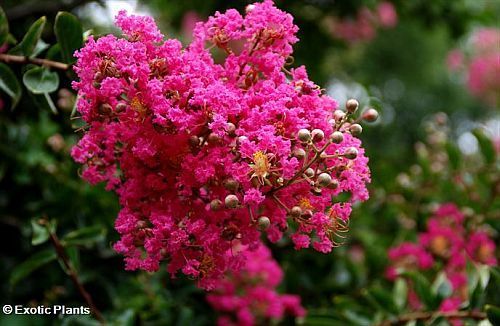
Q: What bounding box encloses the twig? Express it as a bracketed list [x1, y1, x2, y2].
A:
[0, 53, 69, 71]
[42, 220, 105, 323]
[378, 310, 487, 326]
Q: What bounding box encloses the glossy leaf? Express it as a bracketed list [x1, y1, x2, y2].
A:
[0, 6, 8, 45]
[9, 16, 46, 57]
[23, 67, 59, 94]
[9, 249, 57, 287]
[0, 63, 22, 109]
[61, 225, 106, 247]
[472, 129, 496, 164]
[403, 271, 439, 309]
[486, 305, 500, 325]
[31, 219, 49, 245]
[54, 12, 83, 63]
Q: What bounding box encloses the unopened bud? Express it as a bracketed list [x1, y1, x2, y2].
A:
[349, 124, 363, 136]
[290, 206, 302, 218]
[302, 209, 313, 219]
[208, 132, 221, 144]
[225, 194, 239, 208]
[304, 168, 315, 178]
[98, 103, 112, 115]
[344, 147, 358, 159]
[293, 148, 306, 160]
[246, 4, 256, 12]
[317, 172, 332, 187]
[226, 123, 236, 136]
[330, 131, 344, 143]
[189, 135, 200, 148]
[224, 178, 239, 191]
[257, 216, 270, 230]
[333, 110, 346, 122]
[362, 108, 379, 122]
[115, 102, 127, 113]
[346, 99, 359, 113]
[210, 199, 223, 211]
[327, 179, 339, 189]
[311, 129, 325, 142]
[298, 129, 311, 142]
[311, 187, 322, 195]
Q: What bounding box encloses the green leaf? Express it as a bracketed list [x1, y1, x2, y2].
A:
[364, 287, 399, 315]
[31, 219, 49, 245]
[61, 225, 106, 247]
[28, 91, 58, 114]
[445, 142, 461, 170]
[54, 12, 83, 63]
[31, 39, 50, 58]
[432, 272, 452, 299]
[393, 278, 408, 310]
[472, 129, 496, 164]
[23, 67, 59, 94]
[403, 271, 439, 309]
[9, 16, 46, 57]
[486, 305, 500, 325]
[0, 62, 22, 109]
[9, 249, 57, 287]
[0, 6, 8, 45]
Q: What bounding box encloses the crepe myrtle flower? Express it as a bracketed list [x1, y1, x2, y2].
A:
[72, 0, 373, 289]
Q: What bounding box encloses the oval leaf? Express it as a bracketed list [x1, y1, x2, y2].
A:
[23, 67, 59, 94]
[472, 129, 496, 165]
[0, 62, 22, 109]
[54, 12, 83, 64]
[9, 249, 57, 287]
[9, 16, 46, 57]
[0, 6, 8, 45]
[61, 225, 106, 247]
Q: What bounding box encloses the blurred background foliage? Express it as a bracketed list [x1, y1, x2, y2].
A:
[0, 0, 498, 325]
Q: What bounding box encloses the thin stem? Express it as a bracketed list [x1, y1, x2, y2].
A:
[0, 53, 69, 71]
[378, 310, 487, 326]
[42, 220, 105, 323]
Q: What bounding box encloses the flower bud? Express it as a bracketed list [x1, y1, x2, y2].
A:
[224, 178, 239, 191]
[349, 124, 363, 136]
[317, 172, 332, 187]
[333, 110, 346, 122]
[290, 206, 302, 218]
[311, 187, 322, 195]
[304, 168, 315, 178]
[98, 103, 112, 115]
[210, 199, 223, 211]
[311, 129, 325, 142]
[330, 131, 344, 143]
[189, 135, 200, 147]
[257, 216, 270, 230]
[302, 209, 313, 219]
[115, 102, 127, 113]
[362, 108, 379, 122]
[226, 122, 236, 137]
[327, 179, 339, 189]
[208, 132, 221, 144]
[246, 4, 256, 12]
[344, 147, 358, 159]
[346, 98, 359, 113]
[293, 148, 306, 160]
[298, 129, 311, 142]
[225, 194, 239, 208]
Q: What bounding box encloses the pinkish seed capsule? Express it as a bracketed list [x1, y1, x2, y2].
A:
[293, 148, 306, 160]
[304, 168, 315, 178]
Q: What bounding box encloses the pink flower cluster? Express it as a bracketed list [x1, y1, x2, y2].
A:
[387, 203, 497, 314]
[71, 0, 371, 289]
[328, 1, 398, 44]
[207, 243, 305, 325]
[447, 28, 500, 106]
